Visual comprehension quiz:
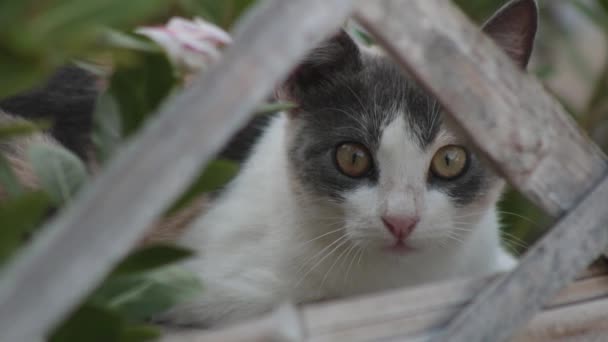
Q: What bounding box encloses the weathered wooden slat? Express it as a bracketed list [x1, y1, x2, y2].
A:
[161, 266, 608, 341]
[161, 304, 304, 342]
[550, 275, 608, 307]
[0, 1, 355, 341]
[355, 0, 607, 216]
[304, 275, 495, 336]
[305, 257, 608, 341]
[513, 297, 608, 341]
[355, 0, 608, 341]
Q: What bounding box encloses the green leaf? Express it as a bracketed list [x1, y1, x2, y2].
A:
[27, 142, 87, 205]
[0, 0, 29, 32]
[347, 21, 374, 46]
[0, 54, 47, 98]
[168, 159, 239, 213]
[178, 0, 256, 28]
[92, 92, 123, 163]
[600, 0, 608, 14]
[111, 245, 195, 277]
[0, 0, 171, 96]
[119, 324, 161, 342]
[92, 266, 203, 321]
[110, 53, 175, 136]
[533, 64, 555, 80]
[101, 29, 161, 53]
[0, 154, 23, 197]
[0, 191, 50, 264]
[23, 0, 171, 51]
[452, 0, 500, 23]
[0, 120, 49, 140]
[50, 304, 124, 342]
[253, 101, 296, 116]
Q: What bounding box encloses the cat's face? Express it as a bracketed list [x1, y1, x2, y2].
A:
[282, 0, 537, 254]
[287, 52, 503, 253]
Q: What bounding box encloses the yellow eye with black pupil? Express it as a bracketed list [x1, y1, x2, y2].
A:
[430, 145, 468, 180]
[335, 143, 372, 178]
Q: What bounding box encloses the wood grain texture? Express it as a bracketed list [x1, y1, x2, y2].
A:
[0, 1, 355, 341]
[356, 0, 607, 216]
[355, 1, 608, 341]
[161, 303, 304, 342]
[160, 265, 608, 341]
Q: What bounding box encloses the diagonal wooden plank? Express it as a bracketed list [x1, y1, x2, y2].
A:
[355, 0, 607, 216]
[355, 0, 608, 341]
[0, 1, 354, 341]
[161, 303, 303, 342]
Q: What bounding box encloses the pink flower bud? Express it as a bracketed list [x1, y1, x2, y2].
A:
[136, 17, 232, 72]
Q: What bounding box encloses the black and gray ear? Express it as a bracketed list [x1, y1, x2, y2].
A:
[482, 0, 538, 68]
[277, 30, 362, 106]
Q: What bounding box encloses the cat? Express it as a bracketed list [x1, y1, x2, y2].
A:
[0, 0, 538, 329]
[158, 0, 538, 328]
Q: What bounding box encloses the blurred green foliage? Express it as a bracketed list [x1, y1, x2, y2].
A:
[0, 0, 171, 97]
[50, 245, 201, 342]
[178, 0, 255, 28]
[0, 191, 50, 265]
[1, 0, 608, 340]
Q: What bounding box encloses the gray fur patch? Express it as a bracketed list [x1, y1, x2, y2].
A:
[284, 32, 496, 205]
[288, 52, 443, 200]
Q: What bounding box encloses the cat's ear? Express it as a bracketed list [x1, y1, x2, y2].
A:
[277, 29, 362, 108]
[482, 0, 538, 68]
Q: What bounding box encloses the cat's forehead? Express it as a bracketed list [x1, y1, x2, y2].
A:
[298, 55, 442, 150]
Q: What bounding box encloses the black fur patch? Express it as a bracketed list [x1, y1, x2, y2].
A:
[0, 65, 99, 158]
[219, 114, 274, 162]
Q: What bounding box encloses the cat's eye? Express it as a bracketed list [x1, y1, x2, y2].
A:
[335, 143, 372, 178]
[430, 145, 468, 180]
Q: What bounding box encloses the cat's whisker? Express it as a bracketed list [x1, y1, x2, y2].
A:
[496, 210, 538, 224]
[500, 230, 529, 245]
[318, 106, 370, 135]
[451, 209, 540, 230]
[298, 228, 345, 247]
[444, 233, 467, 245]
[451, 212, 489, 219]
[296, 234, 349, 275]
[356, 242, 368, 268]
[343, 245, 359, 284]
[320, 241, 354, 289]
[500, 235, 528, 250]
[499, 238, 522, 256]
[449, 226, 474, 232]
[297, 236, 351, 289]
[343, 83, 374, 126]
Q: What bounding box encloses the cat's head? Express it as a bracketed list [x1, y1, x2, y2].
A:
[280, 0, 537, 254]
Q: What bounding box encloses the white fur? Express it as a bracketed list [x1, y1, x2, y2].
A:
[163, 113, 516, 327]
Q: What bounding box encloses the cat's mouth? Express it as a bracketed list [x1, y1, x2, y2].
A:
[383, 240, 416, 255]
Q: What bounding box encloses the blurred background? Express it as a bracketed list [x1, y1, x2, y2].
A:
[0, 0, 607, 340]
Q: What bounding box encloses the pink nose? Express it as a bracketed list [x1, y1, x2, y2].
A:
[382, 215, 419, 240]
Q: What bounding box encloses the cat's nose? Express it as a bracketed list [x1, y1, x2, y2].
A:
[382, 215, 419, 240]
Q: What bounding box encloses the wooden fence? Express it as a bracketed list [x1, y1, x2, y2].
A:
[0, 0, 606, 341]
